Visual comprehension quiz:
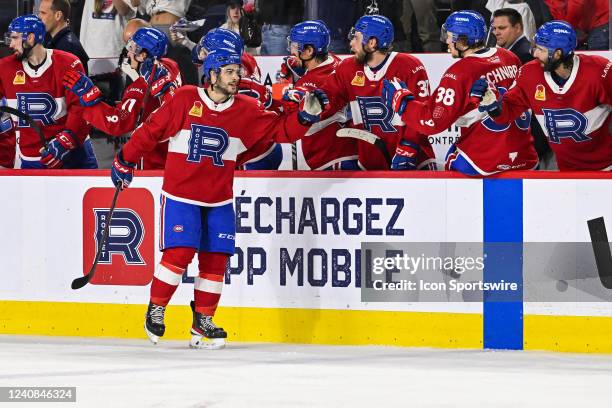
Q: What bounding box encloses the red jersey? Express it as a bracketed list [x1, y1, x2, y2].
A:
[241, 52, 262, 81]
[0, 49, 90, 159]
[322, 52, 435, 170]
[494, 54, 612, 171]
[122, 86, 309, 205]
[284, 55, 357, 169]
[402, 47, 538, 175]
[0, 101, 15, 168]
[75, 58, 182, 169]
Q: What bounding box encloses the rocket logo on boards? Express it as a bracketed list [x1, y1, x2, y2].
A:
[83, 187, 155, 286]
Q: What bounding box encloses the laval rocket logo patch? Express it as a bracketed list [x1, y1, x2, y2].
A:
[13, 71, 25, 85]
[351, 71, 365, 86]
[535, 84, 546, 101]
[189, 101, 203, 117]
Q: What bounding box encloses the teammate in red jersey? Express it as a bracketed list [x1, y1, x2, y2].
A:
[473, 21, 611, 171]
[0, 15, 97, 169]
[110, 48, 329, 349]
[191, 27, 285, 169]
[0, 97, 16, 168]
[383, 10, 538, 176]
[280, 20, 358, 170]
[62, 27, 181, 170]
[321, 14, 436, 170]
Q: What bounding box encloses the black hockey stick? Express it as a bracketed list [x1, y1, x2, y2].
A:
[71, 185, 121, 289]
[0, 105, 47, 149]
[72, 62, 158, 289]
[336, 128, 392, 166]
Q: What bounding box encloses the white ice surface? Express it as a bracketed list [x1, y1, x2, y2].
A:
[0, 335, 611, 408]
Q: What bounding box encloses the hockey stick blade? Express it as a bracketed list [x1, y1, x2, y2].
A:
[71, 185, 121, 290]
[336, 128, 392, 166]
[0, 105, 48, 149]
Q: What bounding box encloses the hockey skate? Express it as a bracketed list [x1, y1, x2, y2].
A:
[189, 301, 227, 350]
[144, 302, 166, 344]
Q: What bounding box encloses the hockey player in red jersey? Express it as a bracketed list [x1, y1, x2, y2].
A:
[0, 97, 16, 168]
[473, 21, 612, 171]
[280, 20, 358, 170]
[321, 14, 436, 170]
[191, 28, 284, 170]
[383, 10, 538, 176]
[110, 48, 329, 349]
[62, 27, 181, 170]
[0, 15, 97, 169]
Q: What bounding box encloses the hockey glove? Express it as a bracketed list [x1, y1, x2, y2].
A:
[382, 78, 413, 116]
[279, 56, 306, 80]
[298, 89, 329, 125]
[40, 130, 78, 168]
[111, 149, 137, 190]
[120, 58, 140, 81]
[391, 139, 419, 170]
[470, 79, 502, 117]
[282, 86, 307, 104]
[139, 59, 173, 98]
[63, 70, 102, 107]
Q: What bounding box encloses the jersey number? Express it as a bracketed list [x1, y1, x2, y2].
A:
[417, 80, 430, 98]
[435, 87, 455, 106]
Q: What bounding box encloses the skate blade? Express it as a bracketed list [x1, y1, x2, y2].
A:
[144, 322, 159, 345]
[189, 334, 226, 350]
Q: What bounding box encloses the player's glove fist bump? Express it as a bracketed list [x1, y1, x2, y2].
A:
[298, 89, 329, 125]
[63, 70, 102, 107]
[382, 78, 413, 116]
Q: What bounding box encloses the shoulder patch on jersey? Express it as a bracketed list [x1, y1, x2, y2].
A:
[189, 101, 203, 117]
[351, 71, 365, 86]
[534, 84, 546, 101]
[13, 71, 25, 85]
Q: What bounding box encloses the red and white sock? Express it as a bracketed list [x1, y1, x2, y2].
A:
[150, 247, 195, 306]
[194, 252, 228, 316]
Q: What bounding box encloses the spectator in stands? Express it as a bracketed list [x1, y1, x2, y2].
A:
[453, 0, 492, 22]
[221, 0, 242, 33]
[524, 0, 552, 29]
[259, 0, 304, 55]
[131, 0, 191, 26]
[491, 8, 532, 63]
[80, 0, 136, 75]
[399, 0, 442, 52]
[564, 0, 609, 50]
[486, 0, 536, 41]
[131, 0, 199, 85]
[39, 0, 90, 72]
[69, 0, 85, 37]
[240, 1, 262, 55]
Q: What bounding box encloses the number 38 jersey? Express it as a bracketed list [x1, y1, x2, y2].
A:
[494, 54, 612, 171]
[401, 47, 538, 175]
